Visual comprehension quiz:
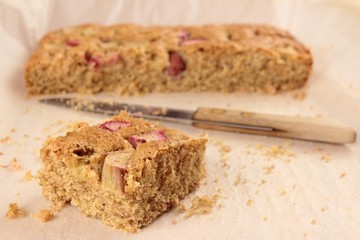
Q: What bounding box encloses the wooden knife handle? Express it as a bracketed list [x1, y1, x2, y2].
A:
[192, 107, 356, 144]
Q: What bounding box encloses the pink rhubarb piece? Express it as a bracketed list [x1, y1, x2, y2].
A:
[129, 130, 168, 148]
[100, 121, 132, 131]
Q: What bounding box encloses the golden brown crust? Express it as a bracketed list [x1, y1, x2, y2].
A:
[25, 23, 312, 96]
[38, 113, 207, 232]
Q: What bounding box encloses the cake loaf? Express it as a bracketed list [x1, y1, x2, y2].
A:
[38, 112, 207, 232]
[25, 24, 312, 95]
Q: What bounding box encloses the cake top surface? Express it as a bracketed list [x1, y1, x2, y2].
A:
[37, 23, 310, 56]
[41, 112, 204, 175]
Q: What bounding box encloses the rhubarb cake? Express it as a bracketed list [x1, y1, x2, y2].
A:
[25, 24, 312, 96]
[38, 112, 207, 232]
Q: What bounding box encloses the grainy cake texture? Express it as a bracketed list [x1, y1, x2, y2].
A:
[38, 112, 207, 232]
[25, 24, 312, 95]
[6, 203, 25, 219]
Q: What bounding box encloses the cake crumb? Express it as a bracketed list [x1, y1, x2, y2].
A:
[31, 210, 54, 222]
[234, 173, 241, 186]
[213, 177, 219, 184]
[266, 145, 285, 157]
[246, 199, 254, 206]
[2, 158, 22, 170]
[0, 164, 8, 168]
[187, 195, 219, 217]
[10, 128, 16, 133]
[293, 91, 307, 101]
[339, 172, 347, 178]
[222, 145, 231, 153]
[209, 137, 231, 168]
[0, 136, 12, 144]
[252, 143, 296, 161]
[283, 159, 291, 163]
[50, 203, 64, 213]
[171, 220, 178, 225]
[280, 190, 287, 196]
[23, 171, 34, 181]
[11, 158, 21, 171]
[265, 145, 294, 158]
[320, 207, 326, 212]
[263, 165, 275, 174]
[311, 219, 317, 225]
[177, 202, 186, 212]
[6, 203, 25, 219]
[262, 216, 268, 221]
[321, 154, 332, 163]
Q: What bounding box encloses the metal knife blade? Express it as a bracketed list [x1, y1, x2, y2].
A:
[39, 97, 274, 132]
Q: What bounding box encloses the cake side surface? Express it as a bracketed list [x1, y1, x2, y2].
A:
[38, 113, 207, 232]
[25, 23, 312, 96]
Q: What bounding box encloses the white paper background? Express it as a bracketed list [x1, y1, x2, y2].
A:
[0, 0, 360, 239]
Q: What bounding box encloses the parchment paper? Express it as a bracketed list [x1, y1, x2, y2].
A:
[0, 0, 360, 239]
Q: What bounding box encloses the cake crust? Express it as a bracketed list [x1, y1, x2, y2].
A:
[38, 113, 207, 232]
[25, 24, 312, 96]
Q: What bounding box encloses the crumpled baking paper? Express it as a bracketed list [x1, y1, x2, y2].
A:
[0, 0, 359, 239]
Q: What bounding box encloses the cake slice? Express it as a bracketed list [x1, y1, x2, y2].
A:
[25, 24, 312, 96]
[38, 112, 207, 232]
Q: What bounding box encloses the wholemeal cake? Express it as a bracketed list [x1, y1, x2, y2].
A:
[25, 24, 312, 96]
[38, 112, 207, 232]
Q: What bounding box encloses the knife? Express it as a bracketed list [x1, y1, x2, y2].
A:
[40, 97, 356, 144]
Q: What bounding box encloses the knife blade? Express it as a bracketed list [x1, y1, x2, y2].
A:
[40, 97, 273, 131]
[39, 97, 356, 144]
